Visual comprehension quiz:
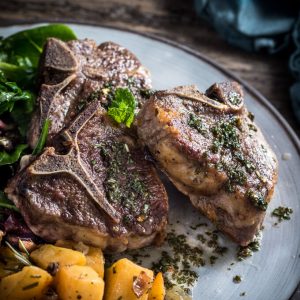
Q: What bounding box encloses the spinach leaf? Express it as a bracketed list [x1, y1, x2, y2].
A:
[0, 190, 19, 212]
[0, 71, 35, 137]
[107, 88, 137, 127]
[0, 144, 27, 166]
[0, 24, 77, 87]
[32, 119, 51, 155]
[0, 71, 34, 115]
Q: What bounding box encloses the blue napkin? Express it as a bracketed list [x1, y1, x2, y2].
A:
[194, 0, 300, 123]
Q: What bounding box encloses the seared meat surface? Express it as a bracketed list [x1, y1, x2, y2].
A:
[137, 82, 278, 246]
[28, 38, 151, 148]
[6, 101, 168, 252]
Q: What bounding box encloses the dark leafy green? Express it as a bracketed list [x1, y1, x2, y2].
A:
[107, 88, 137, 127]
[0, 71, 35, 138]
[0, 25, 76, 168]
[32, 119, 50, 155]
[0, 71, 34, 115]
[0, 24, 77, 88]
[0, 144, 28, 166]
[0, 191, 19, 212]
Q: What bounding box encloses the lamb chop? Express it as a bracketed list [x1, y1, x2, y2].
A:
[6, 101, 168, 252]
[137, 82, 278, 246]
[28, 38, 151, 148]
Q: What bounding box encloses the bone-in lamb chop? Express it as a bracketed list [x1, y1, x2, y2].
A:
[6, 101, 168, 252]
[137, 82, 278, 246]
[28, 38, 151, 148]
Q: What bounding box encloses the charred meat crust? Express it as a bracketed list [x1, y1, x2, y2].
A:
[6, 102, 168, 252]
[137, 82, 278, 246]
[28, 38, 151, 148]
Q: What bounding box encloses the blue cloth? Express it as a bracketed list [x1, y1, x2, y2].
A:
[194, 0, 300, 123]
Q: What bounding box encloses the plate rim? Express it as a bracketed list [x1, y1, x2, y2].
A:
[1, 21, 299, 299]
[1, 20, 299, 154]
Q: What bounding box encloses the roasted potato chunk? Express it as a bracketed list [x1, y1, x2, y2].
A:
[149, 272, 165, 300]
[104, 258, 153, 300]
[30, 244, 86, 269]
[0, 265, 52, 300]
[56, 265, 104, 300]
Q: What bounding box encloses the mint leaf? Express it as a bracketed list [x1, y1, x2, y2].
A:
[32, 119, 51, 155]
[107, 88, 137, 127]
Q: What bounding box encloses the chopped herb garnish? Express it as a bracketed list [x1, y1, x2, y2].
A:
[272, 206, 293, 221]
[209, 255, 218, 265]
[225, 167, 247, 192]
[246, 190, 268, 211]
[237, 232, 261, 261]
[248, 111, 255, 121]
[22, 281, 39, 290]
[248, 123, 257, 132]
[228, 92, 242, 106]
[188, 113, 207, 136]
[211, 118, 240, 153]
[233, 275, 242, 283]
[99, 141, 149, 219]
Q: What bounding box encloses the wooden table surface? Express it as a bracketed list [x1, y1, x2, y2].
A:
[0, 0, 299, 299]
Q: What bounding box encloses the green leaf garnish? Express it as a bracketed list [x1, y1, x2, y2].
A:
[32, 119, 51, 155]
[0, 24, 77, 88]
[0, 191, 19, 212]
[107, 88, 137, 127]
[0, 71, 34, 115]
[0, 144, 28, 166]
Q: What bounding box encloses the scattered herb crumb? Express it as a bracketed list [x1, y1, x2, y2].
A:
[237, 236, 261, 261]
[22, 281, 39, 290]
[233, 275, 242, 284]
[272, 206, 293, 222]
[240, 292, 246, 296]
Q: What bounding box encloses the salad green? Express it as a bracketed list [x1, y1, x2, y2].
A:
[0, 191, 19, 212]
[0, 24, 76, 88]
[0, 24, 76, 169]
[32, 119, 51, 156]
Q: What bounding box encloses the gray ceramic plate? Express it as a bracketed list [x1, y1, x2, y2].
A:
[1, 24, 300, 300]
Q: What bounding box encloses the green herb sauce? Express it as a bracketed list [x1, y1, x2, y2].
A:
[237, 232, 261, 261]
[272, 206, 293, 222]
[246, 190, 268, 211]
[97, 141, 149, 220]
[188, 113, 207, 136]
